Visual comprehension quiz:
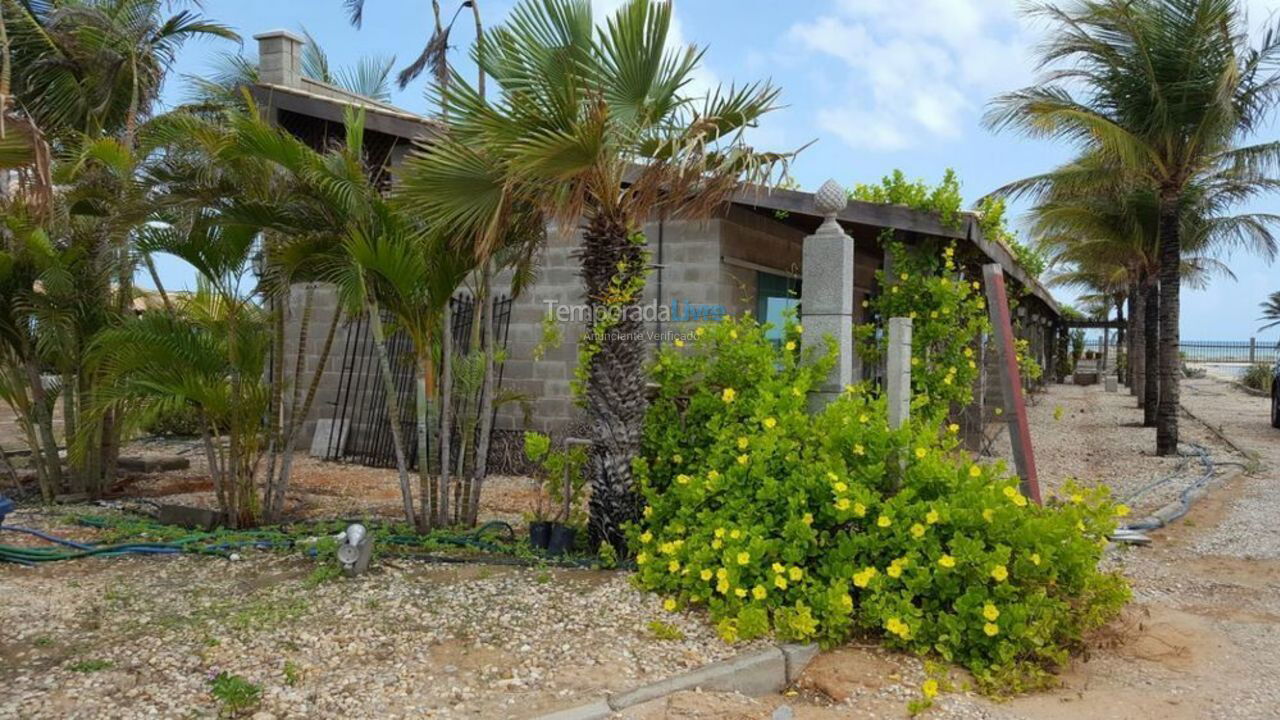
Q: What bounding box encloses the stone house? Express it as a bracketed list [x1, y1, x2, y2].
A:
[246, 30, 1063, 460]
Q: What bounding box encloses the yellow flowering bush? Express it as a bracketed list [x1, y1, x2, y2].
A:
[856, 240, 990, 423]
[631, 314, 1130, 692]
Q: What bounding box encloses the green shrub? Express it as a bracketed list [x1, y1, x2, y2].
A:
[630, 314, 1130, 692]
[141, 403, 205, 437]
[1240, 363, 1274, 393]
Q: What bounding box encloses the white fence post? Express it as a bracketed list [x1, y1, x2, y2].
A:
[886, 317, 912, 430]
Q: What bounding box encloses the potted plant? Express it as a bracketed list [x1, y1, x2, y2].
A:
[523, 432, 554, 549]
[523, 432, 589, 555]
[544, 438, 589, 555]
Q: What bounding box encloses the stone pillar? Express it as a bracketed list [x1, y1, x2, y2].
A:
[254, 30, 304, 88]
[801, 180, 855, 410]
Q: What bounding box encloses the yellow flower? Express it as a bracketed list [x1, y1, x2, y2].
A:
[877, 514, 891, 528]
[852, 566, 877, 587]
[854, 443, 865, 455]
[714, 527, 725, 538]
[859, 414, 869, 423]
[737, 454, 749, 465]
[730, 529, 742, 539]
[643, 505, 653, 518]
[672, 454, 682, 464]
[668, 560, 680, 573]
[892, 286, 900, 294]
[1030, 553, 1041, 566]
[835, 498, 851, 511]
[735, 587, 748, 598]
[964, 347, 974, 357]
[983, 622, 999, 637]
[922, 679, 939, 699]
[636, 552, 649, 565]
[712, 538, 723, 549]
[991, 565, 1008, 582]
[664, 598, 677, 612]
[737, 437, 749, 450]
[915, 447, 927, 459]
[717, 579, 730, 594]
[972, 281, 980, 290]
[695, 326, 705, 336]
[676, 474, 691, 485]
[659, 542, 675, 555]
[700, 569, 713, 581]
[887, 563, 902, 579]
[983, 603, 1000, 621]
[854, 502, 867, 517]
[802, 512, 813, 525]
[772, 562, 786, 573]
[774, 575, 788, 590]
[716, 567, 728, 580]
[1012, 494, 1027, 507]
[1115, 504, 1130, 517]
[795, 324, 804, 334]
[729, 330, 738, 339]
[722, 387, 736, 403]
[752, 585, 767, 600]
[911, 356, 920, 366]
[640, 531, 653, 543]
[834, 481, 848, 493]
[982, 508, 994, 522]
[707, 470, 721, 481]
[969, 464, 982, 478]
[840, 593, 853, 611]
[938, 554, 956, 568]
[673, 338, 685, 348]
[926, 509, 940, 524]
[1071, 493, 1084, 504]
[789, 566, 803, 581]
[899, 272, 909, 281]
[910, 523, 926, 539]
[784, 341, 796, 351]
[763, 417, 777, 429]
[736, 551, 750, 565]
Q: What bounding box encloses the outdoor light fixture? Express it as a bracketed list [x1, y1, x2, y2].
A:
[336, 523, 372, 576]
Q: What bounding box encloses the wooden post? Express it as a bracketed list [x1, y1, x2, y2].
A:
[886, 317, 912, 429]
[982, 264, 1041, 504]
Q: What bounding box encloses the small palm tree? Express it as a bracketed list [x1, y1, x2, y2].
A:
[987, 0, 1280, 455]
[398, 0, 791, 550]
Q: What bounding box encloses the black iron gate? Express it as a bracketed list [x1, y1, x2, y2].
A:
[323, 294, 514, 469]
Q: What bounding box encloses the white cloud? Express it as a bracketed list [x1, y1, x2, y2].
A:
[786, 0, 1037, 152]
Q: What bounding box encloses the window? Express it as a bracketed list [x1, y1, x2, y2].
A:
[756, 271, 801, 342]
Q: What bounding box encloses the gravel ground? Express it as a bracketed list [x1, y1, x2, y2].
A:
[0, 509, 753, 719]
[5, 376, 1278, 720]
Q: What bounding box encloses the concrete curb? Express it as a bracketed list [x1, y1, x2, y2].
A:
[534, 643, 818, 719]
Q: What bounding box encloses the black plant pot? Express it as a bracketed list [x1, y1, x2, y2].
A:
[547, 523, 577, 556]
[529, 521, 552, 549]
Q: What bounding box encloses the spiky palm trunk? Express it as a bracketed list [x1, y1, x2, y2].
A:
[468, 266, 496, 526]
[1156, 196, 1180, 455]
[1143, 279, 1159, 426]
[581, 215, 647, 553]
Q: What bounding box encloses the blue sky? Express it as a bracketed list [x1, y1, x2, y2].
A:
[153, 0, 1280, 343]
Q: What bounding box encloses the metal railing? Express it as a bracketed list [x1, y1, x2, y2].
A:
[1081, 338, 1280, 364]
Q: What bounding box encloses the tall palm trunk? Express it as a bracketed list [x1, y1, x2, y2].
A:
[581, 215, 647, 553]
[1126, 285, 1138, 393]
[468, 265, 496, 526]
[439, 307, 454, 525]
[367, 297, 416, 527]
[1155, 195, 1180, 455]
[1143, 279, 1159, 426]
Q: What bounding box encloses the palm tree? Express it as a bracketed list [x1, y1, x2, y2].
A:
[1260, 291, 1280, 333]
[342, 0, 481, 93]
[397, 0, 791, 550]
[987, 0, 1280, 455]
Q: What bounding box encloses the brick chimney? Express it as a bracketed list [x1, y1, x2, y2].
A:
[254, 29, 304, 88]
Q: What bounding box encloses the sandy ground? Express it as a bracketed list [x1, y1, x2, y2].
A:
[619, 376, 1280, 720]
